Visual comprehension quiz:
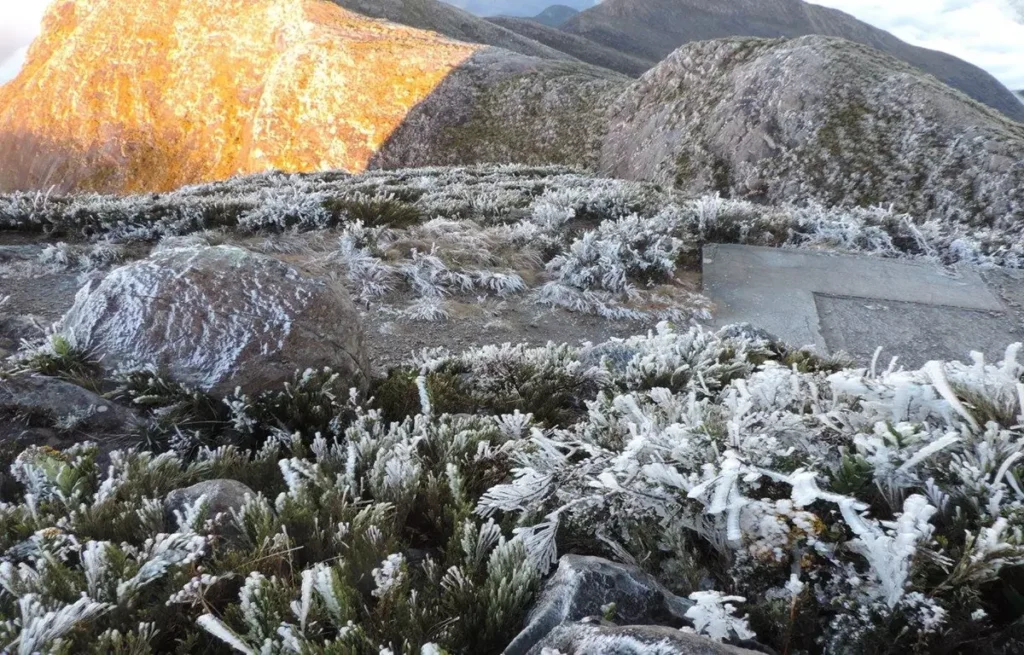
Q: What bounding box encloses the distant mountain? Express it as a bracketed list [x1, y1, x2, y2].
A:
[331, 0, 573, 61]
[533, 5, 580, 27]
[487, 16, 650, 76]
[1017, 90, 1024, 104]
[4, 0, 1022, 236]
[562, 0, 1024, 123]
[444, 0, 595, 17]
[602, 36, 1024, 227]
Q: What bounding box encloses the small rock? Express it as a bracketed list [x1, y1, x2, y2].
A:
[165, 479, 256, 536]
[715, 323, 780, 346]
[57, 245, 370, 397]
[578, 341, 640, 375]
[504, 555, 694, 655]
[526, 622, 760, 655]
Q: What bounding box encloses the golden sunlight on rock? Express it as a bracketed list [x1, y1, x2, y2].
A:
[0, 0, 479, 193]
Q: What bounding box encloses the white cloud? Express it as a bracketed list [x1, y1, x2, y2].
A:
[0, 0, 50, 84]
[809, 0, 1024, 90]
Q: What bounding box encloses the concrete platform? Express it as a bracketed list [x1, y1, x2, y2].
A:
[702, 244, 1024, 367]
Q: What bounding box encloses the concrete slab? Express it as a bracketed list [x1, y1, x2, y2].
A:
[816, 295, 1022, 369]
[702, 244, 1022, 365]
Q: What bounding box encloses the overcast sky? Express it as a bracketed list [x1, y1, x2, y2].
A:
[1, 0, 1022, 89]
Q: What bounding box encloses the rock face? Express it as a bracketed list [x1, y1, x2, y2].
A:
[561, 0, 1024, 123]
[0, 0, 480, 193]
[527, 622, 760, 655]
[505, 555, 694, 655]
[602, 37, 1024, 228]
[56, 245, 369, 397]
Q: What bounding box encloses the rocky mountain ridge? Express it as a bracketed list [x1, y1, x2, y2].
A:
[561, 0, 1024, 122]
[532, 5, 581, 27]
[3, 0, 1022, 235]
[330, 0, 574, 60]
[485, 14, 651, 76]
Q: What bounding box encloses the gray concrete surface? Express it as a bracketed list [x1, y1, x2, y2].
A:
[703, 244, 1023, 367]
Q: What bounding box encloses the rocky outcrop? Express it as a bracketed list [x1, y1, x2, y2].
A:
[0, 0, 624, 194]
[0, 0, 481, 193]
[56, 245, 369, 397]
[561, 0, 1024, 123]
[527, 622, 760, 654]
[602, 37, 1024, 229]
[505, 555, 694, 655]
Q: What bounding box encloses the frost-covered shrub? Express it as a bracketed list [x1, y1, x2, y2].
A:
[5, 165, 1022, 329]
[2, 324, 1024, 653]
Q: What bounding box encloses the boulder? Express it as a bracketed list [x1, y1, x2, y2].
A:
[57, 245, 369, 397]
[526, 622, 761, 655]
[0, 373, 141, 437]
[504, 555, 694, 655]
[165, 479, 256, 534]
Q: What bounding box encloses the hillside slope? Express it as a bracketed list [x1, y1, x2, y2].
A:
[487, 16, 652, 76]
[332, 0, 573, 60]
[563, 0, 1024, 123]
[0, 0, 621, 194]
[602, 37, 1024, 228]
[533, 5, 580, 27]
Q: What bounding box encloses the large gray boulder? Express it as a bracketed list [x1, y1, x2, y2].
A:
[504, 555, 694, 655]
[527, 622, 760, 655]
[57, 245, 369, 397]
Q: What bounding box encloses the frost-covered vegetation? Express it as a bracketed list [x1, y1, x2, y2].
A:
[2, 166, 1023, 325]
[2, 322, 1024, 653]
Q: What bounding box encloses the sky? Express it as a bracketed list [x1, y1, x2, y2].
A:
[0, 0, 1022, 89]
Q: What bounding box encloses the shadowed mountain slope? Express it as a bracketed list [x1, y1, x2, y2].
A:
[562, 0, 1024, 123]
[331, 0, 574, 60]
[486, 16, 652, 76]
[533, 5, 580, 27]
[444, 0, 595, 17]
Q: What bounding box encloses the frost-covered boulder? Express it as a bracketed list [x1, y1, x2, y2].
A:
[505, 555, 694, 655]
[57, 245, 369, 396]
[526, 622, 760, 654]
